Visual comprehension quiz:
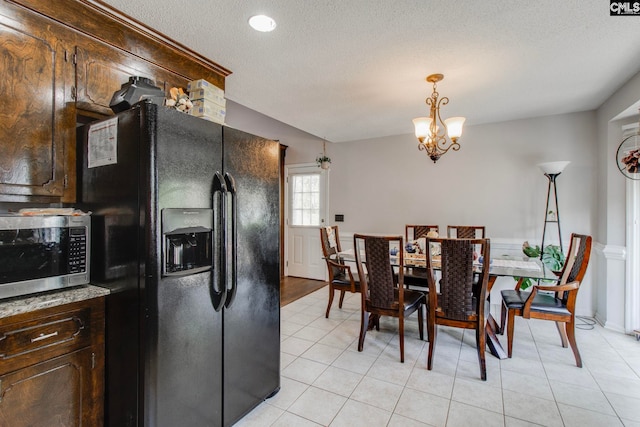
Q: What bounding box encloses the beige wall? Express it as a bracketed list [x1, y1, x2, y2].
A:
[328, 112, 597, 241]
[594, 69, 640, 332]
[226, 70, 640, 324]
[225, 100, 327, 164]
[327, 112, 598, 316]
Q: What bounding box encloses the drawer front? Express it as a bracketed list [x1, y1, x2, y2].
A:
[0, 306, 92, 370]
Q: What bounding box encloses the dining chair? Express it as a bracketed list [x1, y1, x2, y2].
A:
[425, 237, 491, 380]
[500, 233, 592, 367]
[405, 224, 440, 241]
[403, 224, 439, 289]
[320, 226, 360, 318]
[353, 234, 425, 363]
[446, 225, 486, 239]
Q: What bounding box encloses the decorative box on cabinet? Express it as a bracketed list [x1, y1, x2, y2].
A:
[0, 297, 105, 427]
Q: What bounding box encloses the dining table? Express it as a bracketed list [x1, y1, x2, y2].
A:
[331, 249, 559, 359]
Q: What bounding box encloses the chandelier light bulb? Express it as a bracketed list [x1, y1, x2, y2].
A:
[444, 117, 465, 140]
[412, 117, 432, 141]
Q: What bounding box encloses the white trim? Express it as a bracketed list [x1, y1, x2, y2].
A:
[626, 146, 640, 332]
[600, 242, 626, 260]
[623, 123, 639, 333]
[601, 317, 627, 334]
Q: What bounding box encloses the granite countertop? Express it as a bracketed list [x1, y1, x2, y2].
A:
[0, 285, 110, 319]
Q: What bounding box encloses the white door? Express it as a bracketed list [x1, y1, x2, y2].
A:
[285, 164, 328, 280]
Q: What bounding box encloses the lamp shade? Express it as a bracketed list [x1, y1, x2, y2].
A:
[444, 116, 465, 139]
[538, 161, 570, 175]
[413, 117, 432, 140]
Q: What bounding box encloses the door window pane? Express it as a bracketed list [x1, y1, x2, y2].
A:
[291, 173, 321, 226]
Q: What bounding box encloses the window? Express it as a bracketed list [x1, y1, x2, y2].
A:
[290, 173, 321, 226]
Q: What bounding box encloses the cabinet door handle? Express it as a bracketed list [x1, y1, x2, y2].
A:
[31, 331, 59, 343]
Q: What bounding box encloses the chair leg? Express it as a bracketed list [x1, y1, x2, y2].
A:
[425, 303, 430, 342]
[399, 316, 405, 363]
[338, 290, 346, 308]
[425, 315, 429, 343]
[476, 325, 487, 381]
[427, 321, 437, 370]
[506, 309, 515, 358]
[325, 286, 335, 318]
[358, 311, 369, 352]
[417, 304, 424, 341]
[565, 318, 583, 368]
[556, 321, 569, 348]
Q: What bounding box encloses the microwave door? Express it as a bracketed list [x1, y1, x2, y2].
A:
[0, 215, 90, 299]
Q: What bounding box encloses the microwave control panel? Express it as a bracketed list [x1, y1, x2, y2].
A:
[68, 227, 88, 273]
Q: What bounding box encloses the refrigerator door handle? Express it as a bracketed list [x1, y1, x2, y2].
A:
[211, 171, 227, 312]
[223, 172, 238, 308]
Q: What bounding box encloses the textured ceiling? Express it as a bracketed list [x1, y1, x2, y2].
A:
[100, 0, 640, 142]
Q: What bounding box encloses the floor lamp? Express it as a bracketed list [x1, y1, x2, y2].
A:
[538, 161, 570, 256]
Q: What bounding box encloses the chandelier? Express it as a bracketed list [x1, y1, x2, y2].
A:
[412, 74, 466, 163]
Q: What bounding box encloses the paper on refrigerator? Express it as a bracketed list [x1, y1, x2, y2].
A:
[87, 116, 119, 168]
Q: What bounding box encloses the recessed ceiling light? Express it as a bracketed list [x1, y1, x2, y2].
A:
[249, 15, 276, 32]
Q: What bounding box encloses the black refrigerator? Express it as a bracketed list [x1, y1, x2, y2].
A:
[78, 101, 280, 427]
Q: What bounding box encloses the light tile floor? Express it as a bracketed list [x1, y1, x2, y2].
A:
[236, 289, 640, 427]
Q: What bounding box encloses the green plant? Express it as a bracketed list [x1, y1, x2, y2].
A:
[541, 244, 565, 271]
[521, 241, 540, 258]
[516, 243, 565, 290]
[317, 140, 331, 167]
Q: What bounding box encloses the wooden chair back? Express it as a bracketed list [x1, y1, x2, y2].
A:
[425, 237, 491, 379]
[427, 238, 490, 321]
[405, 224, 440, 241]
[320, 225, 343, 278]
[559, 234, 592, 284]
[554, 233, 592, 308]
[354, 234, 404, 311]
[447, 225, 485, 239]
[320, 225, 341, 256]
[353, 233, 425, 362]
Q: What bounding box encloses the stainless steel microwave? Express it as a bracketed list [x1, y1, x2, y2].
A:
[0, 215, 90, 299]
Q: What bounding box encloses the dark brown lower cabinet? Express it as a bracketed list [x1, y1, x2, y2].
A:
[0, 348, 94, 426]
[0, 297, 105, 427]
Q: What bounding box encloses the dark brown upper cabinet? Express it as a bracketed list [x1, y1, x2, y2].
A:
[0, 0, 230, 203]
[0, 5, 75, 201]
[74, 44, 190, 117]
